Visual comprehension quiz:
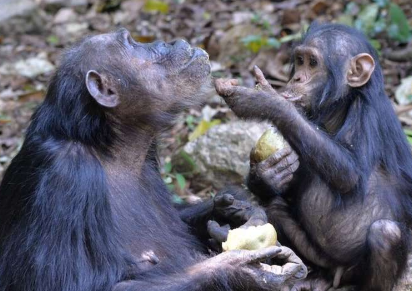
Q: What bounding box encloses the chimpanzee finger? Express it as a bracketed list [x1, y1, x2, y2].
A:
[277, 174, 294, 189]
[253, 65, 270, 88]
[214, 78, 239, 97]
[259, 147, 292, 170]
[207, 220, 230, 243]
[247, 246, 282, 264]
[214, 194, 235, 207]
[273, 153, 299, 174]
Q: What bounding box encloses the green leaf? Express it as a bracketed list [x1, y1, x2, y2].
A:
[179, 151, 197, 171]
[336, 14, 354, 26]
[175, 173, 186, 190]
[267, 37, 280, 49]
[407, 135, 412, 145]
[164, 161, 172, 174]
[354, 3, 379, 36]
[241, 35, 267, 53]
[189, 119, 221, 141]
[279, 33, 301, 43]
[369, 39, 381, 51]
[172, 194, 184, 204]
[163, 176, 173, 184]
[143, 0, 169, 14]
[404, 129, 412, 136]
[47, 35, 59, 45]
[388, 3, 411, 42]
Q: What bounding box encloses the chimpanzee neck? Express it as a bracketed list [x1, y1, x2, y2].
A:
[101, 129, 156, 177]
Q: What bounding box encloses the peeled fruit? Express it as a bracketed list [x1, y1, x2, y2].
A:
[252, 128, 286, 163]
[222, 223, 277, 251]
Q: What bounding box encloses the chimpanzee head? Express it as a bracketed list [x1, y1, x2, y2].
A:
[56, 28, 211, 128]
[282, 23, 378, 116]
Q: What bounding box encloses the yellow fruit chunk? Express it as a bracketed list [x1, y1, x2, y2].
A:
[252, 128, 286, 163]
[222, 223, 277, 251]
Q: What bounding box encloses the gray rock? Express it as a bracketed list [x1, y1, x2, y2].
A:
[180, 120, 271, 189]
[0, 0, 37, 23]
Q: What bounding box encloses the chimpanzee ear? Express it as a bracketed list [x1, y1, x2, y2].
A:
[85, 70, 119, 108]
[347, 53, 375, 88]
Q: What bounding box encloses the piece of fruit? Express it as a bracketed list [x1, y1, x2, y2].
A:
[222, 223, 277, 251]
[252, 128, 286, 162]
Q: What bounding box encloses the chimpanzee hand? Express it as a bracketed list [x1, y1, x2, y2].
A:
[249, 145, 300, 196]
[212, 191, 267, 226]
[195, 246, 307, 290]
[214, 66, 293, 121]
[208, 190, 268, 246]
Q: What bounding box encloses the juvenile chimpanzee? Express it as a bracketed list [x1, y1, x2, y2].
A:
[0, 29, 306, 291]
[215, 23, 412, 291]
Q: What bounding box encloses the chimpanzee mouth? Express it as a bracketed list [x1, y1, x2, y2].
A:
[181, 47, 210, 71]
[281, 91, 302, 102]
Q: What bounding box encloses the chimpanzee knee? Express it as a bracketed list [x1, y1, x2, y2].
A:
[368, 219, 402, 257]
[363, 219, 407, 291]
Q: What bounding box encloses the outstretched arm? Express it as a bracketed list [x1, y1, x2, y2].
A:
[215, 68, 359, 193]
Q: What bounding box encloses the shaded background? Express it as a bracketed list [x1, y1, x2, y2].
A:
[0, 0, 412, 202]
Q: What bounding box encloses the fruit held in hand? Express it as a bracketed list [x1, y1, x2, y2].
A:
[222, 223, 277, 251]
[252, 128, 286, 162]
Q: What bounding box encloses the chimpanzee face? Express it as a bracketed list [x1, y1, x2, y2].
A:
[281, 44, 327, 112]
[281, 35, 375, 115]
[82, 28, 211, 123]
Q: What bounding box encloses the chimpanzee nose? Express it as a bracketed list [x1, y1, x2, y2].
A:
[293, 72, 307, 83]
[171, 39, 190, 50]
[117, 28, 132, 44]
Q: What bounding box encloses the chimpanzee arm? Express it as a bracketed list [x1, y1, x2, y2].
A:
[215, 78, 359, 193]
[114, 246, 306, 291]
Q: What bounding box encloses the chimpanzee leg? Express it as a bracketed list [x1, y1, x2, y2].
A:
[362, 219, 408, 291]
[266, 196, 331, 268]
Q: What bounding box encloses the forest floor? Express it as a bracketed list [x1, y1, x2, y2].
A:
[1, 0, 412, 199]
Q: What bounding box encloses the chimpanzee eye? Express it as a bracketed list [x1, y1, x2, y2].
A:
[309, 56, 318, 67]
[296, 55, 304, 66]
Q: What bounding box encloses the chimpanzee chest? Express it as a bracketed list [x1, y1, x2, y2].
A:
[297, 176, 392, 263]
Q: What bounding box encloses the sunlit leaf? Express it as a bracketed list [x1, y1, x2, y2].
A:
[407, 135, 412, 145]
[279, 33, 301, 43]
[188, 119, 221, 141]
[143, 0, 169, 14]
[388, 3, 411, 42]
[163, 176, 173, 184]
[175, 173, 186, 190]
[404, 129, 412, 136]
[241, 35, 267, 53]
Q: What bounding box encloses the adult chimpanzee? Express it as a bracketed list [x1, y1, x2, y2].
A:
[0, 29, 306, 291]
[215, 23, 412, 291]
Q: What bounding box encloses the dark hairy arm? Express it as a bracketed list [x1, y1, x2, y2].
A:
[215, 72, 359, 194]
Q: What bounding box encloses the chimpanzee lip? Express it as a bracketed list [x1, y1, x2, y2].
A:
[182, 47, 209, 69]
[281, 92, 302, 101]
